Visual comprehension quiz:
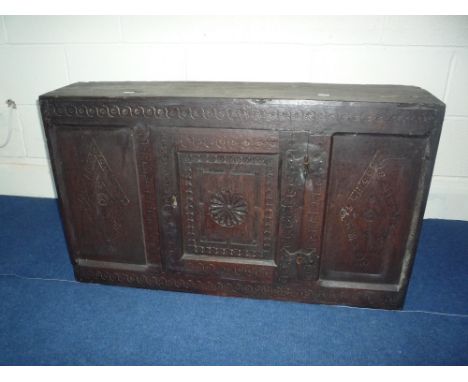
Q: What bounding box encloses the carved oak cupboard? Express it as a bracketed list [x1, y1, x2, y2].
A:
[39, 82, 445, 309]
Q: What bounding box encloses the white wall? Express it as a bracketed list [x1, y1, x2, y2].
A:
[0, 16, 467, 220]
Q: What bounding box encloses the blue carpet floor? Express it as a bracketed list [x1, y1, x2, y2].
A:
[0, 195, 467, 365]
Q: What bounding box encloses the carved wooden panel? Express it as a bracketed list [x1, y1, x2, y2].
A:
[320, 134, 426, 287]
[55, 127, 147, 265]
[157, 127, 281, 281]
[178, 151, 279, 260]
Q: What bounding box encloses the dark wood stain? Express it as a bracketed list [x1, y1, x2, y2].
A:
[39, 81, 445, 309]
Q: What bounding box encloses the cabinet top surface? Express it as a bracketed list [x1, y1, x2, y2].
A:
[40, 81, 443, 106]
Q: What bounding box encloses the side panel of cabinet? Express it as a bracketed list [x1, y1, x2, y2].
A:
[49, 125, 149, 266]
[320, 134, 426, 288]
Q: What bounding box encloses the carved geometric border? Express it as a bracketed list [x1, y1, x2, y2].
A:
[41, 100, 438, 127]
[75, 265, 403, 309]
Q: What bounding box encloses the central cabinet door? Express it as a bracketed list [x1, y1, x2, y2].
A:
[154, 127, 284, 283]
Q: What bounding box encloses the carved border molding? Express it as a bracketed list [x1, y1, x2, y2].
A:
[156, 129, 179, 269]
[134, 125, 162, 266]
[277, 134, 305, 283]
[176, 129, 279, 152]
[41, 100, 437, 126]
[181, 260, 274, 282]
[75, 266, 402, 308]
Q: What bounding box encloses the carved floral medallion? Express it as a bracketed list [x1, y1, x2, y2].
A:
[208, 190, 248, 228]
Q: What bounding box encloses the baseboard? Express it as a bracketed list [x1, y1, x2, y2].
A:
[0, 163, 466, 220]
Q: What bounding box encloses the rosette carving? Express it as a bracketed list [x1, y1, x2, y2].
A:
[209, 190, 248, 228]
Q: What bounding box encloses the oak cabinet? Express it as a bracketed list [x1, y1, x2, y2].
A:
[39, 82, 445, 309]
